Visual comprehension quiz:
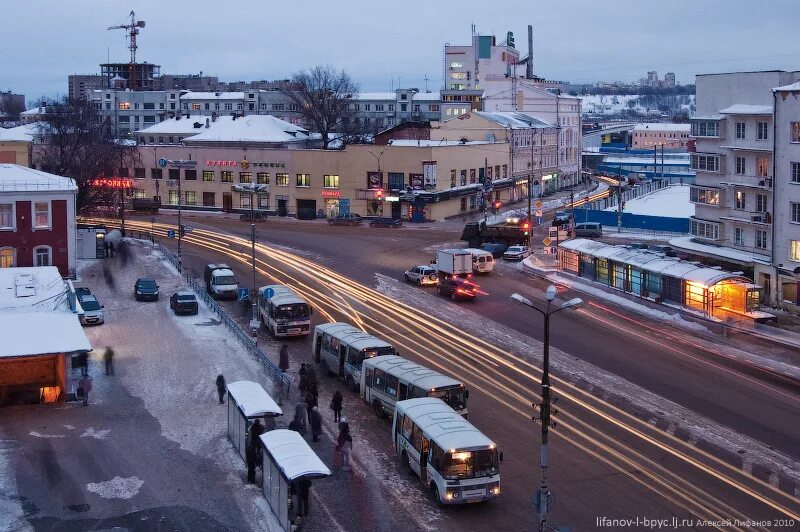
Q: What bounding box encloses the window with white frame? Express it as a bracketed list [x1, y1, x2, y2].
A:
[185, 191, 196, 206]
[323, 175, 339, 188]
[276, 173, 289, 186]
[755, 229, 767, 249]
[0, 247, 14, 268]
[734, 227, 744, 246]
[792, 162, 800, 183]
[735, 122, 746, 139]
[0, 204, 13, 230]
[168, 190, 179, 205]
[792, 202, 800, 223]
[691, 219, 720, 240]
[33, 202, 50, 229]
[691, 154, 720, 172]
[735, 156, 746, 175]
[689, 187, 719, 205]
[691, 121, 719, 137]
[791, 122, 800, 142]
[34, 246, 51, 267]
[790, 240, 800, 261]
[756, 157, 769, 177]
[757, 122, 768, 140]
[296, 174, 310, 187]
[756, 194, 768, 213]
[735, 190, 746, 210]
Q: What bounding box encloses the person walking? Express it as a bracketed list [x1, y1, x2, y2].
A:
[294, 397, 308, 435]
[215, 374, 226, 404]
[103, 239, 109, 257]
[78, 374, 93, 406]
[297, 477, 312, 517]
[309, 406, 322, 443]
[78, 352, 89, 377]
[330, 390, 343, 423]
[288, 414, 303, 433]
[278, 344, 289, 372]
[298, 363, 307, 392]
[103, 347, 114, 376]
[336, 423, 353, 472]
[108, 241, 115, 258]
[246, 438, 258, 483]
[305, 388, 318, 421]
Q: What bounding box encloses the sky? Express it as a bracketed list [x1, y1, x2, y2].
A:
[2, 0, 800, 103]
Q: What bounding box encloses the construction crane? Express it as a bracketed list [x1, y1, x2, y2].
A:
[107, 10, 145, 90]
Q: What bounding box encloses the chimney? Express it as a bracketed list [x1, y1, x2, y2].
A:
[526, 25, 533, 79]
[205, 118, 210, 128]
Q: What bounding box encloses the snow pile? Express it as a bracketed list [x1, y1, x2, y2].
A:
[604, 184, 694, 218]
[86, 476, 144, 499]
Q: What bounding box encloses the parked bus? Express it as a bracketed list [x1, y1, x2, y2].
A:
[258, 285, 312, 337]
[313, 323, 396, 391]
[361, 355, 469, 418]
[392, 398, 502, 505]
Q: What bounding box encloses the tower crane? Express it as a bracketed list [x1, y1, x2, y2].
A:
[107, 11, 145, 89]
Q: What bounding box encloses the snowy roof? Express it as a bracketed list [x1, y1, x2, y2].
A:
[0, 123, 41, 142]
[0, 164, 77, 192]
[773, 81, 800, 92]
[633, 123, 690, 132]
[355, 92, 396, 101]
[260, 429, 332, 480]
[602, 184, 693, 218]
[718, 104, 772, 115]
[226, 380, 283, 417]
[183, 115, 310, 144]
[314, 322, 393, 351]
[473, 111, 554, 129]
[412, 92, 440, 101]
[395, 398, 495, 452]
[387, 139, 497, 147]
[259, 285, 306, 307]
[682, 268, 741, 286]
[136, 115, 212, 134]
[365, 355, 462, 391]
[180, 91, 245, 100]
[669, 236, 772, 265]
[20, 107, 46, 116]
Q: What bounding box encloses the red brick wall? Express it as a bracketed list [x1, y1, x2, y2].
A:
[0, 199, 70, 276]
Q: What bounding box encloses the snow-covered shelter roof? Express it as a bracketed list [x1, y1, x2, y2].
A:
[260, 429, 332, 480]
[0, 123, 41, 142]
[183, 115, 310, 144]
[227, 380, 283, 417]
[0, 164, 77, 192]
[396, 398, 495, 452]
[718, 104, 772, 115]
[473, 111, 554, 129]
[365, 355, 463, 391]
[180, 91, 245, 100]
[773, 81, 800, 92]
[682, 268, 741, 286]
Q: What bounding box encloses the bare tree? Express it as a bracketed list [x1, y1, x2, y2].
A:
[0, 94, 25, 122]
[278, 65, 358, 149]
[34, 97, 139, 214]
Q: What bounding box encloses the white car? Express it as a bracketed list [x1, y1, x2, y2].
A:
[404, 265, 439, 286]
[503, 245, 532, 261]
[78, 295, 105, 325]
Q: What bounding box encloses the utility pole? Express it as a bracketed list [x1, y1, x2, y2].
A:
[617, 165, 623, 233]
[177, 165, 182, 272]
[484, 156, 489, 225]
[234, 172, 268, 335]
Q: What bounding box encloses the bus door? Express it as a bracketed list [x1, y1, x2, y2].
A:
[420, 436, 430, 478]
[338, 344, 347, 377]
[398, 382, 408, 401]
[314, 333, 322, 361]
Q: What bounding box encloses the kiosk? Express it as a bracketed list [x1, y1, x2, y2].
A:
[260, 429, 331, 531]
[227, 380, 283, 462]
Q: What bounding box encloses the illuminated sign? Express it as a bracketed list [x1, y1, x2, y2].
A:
[205, 160, 240, 167]
[252, 161, 286, 168]
[321, 190, 341, 198]
[422, 161, 437, 188]
[90, 178, 134, 188]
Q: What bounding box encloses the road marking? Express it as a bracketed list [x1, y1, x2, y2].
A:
[312, 491, 348, 532]
[28, 431, 64, 439]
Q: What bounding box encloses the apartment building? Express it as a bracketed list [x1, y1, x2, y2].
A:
[632, 123, 690, 149]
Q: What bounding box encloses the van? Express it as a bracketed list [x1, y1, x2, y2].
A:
[463, 248, 495, 273]
[574, 222, 603, 238]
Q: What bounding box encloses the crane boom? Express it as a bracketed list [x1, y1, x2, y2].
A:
[107, 10, 145, 89]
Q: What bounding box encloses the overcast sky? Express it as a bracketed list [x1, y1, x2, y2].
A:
[2, 0, 800, 103]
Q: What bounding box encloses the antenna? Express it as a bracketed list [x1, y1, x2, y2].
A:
[424, 74, 429, 92]
[108, 10, 146, 89]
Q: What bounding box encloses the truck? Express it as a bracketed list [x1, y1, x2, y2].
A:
[204, 263, 239, 299]
[436, 249, 472, 276]
[461, 221, 527, 248]
[258, 285, 312, 337]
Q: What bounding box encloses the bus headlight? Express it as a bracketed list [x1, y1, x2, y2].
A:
[491, 486, 500, 495]
[446, 491, 457, 500]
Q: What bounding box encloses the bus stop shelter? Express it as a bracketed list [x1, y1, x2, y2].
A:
[227, 380, 283, 462]
[260, 429, 331, 531]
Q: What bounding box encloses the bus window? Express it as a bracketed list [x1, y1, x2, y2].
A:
[411, 424, 423, 452]
[276, 304, 309, 319]
[373, 369, 386, 392]
[385, 374, 398, 398]
[364, 367, 373, 387]
[401, 413, 414, 440]
[410, 386, 427, 399]
[398, 382, 408, 400]
[347, 347, 366, 368]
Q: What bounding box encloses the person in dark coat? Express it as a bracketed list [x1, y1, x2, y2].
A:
[108, 241, 114, 258]
[103, 347, 114, 376]
[298, 363, 307, 392]
[288, 415, 303, 433]
[246, 439, 257, 483]
[305, 389, 318, 421]
[78, 374, 93, 406]
[215, 374, 226, 404]
[103, 240, 109, 257]
[330, 390, 343, 422]
[250, 418, 265, 469]
[278, 344, 289, 372]
[297, 477, 312, 516]
[78, 352, 89, 376]
[305, 366, 317, 389]
[309, 406, 322, 442]
[294, 398, 308, 435]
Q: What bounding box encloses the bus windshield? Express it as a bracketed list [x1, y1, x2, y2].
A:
[276, 304, 309, 319]
[442, 449, 499, 480]
[429, 386, 466, 411]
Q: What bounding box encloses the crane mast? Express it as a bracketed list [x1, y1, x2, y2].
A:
[107, 10, 145, 89]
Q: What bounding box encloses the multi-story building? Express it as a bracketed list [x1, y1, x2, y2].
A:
[771, 81, 800, 310]
[632, 123, 690, 149]
[444, 33, 520, 91]
[682, 70, 800, 302]
[86, 89, 177, 137]
[0, 91, 25, 121]
[0, 164, 78, 277]
[664, 72, 677, 88]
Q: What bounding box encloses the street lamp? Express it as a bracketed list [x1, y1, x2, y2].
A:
[510, 287, 583, 532]
[233, 181, 269, 334]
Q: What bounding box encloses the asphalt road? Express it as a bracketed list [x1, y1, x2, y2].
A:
[112, 213, 800, 531]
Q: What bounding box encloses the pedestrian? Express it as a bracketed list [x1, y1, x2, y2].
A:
[305, 366, 317, 390]
[103, 239, 109, 257]
[118, 240, 130, 267]
[78, 374, 93, 406]
[102, 264, 115, 291]
[250, 418, 265, 468]
[215, 374, 226, 404]
[288, 414, 303, 433]
[278, 344, 289, 372]
[108, 241, 114, 258]
[103, 347, 114, 376]
[298, 363, 307, 392]
[309, 406, 322, 443]
[297, 477, 312, 517]
[330, 390, 343, 423]
[336, 423, 353, 472]
[79, 351, 89, 376]
[246, 438, 257, 483]
[305, 389, 317, 421]
[294, 397, 308, 435]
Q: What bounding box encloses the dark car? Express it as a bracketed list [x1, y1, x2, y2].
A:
[170, 291, 199, 315]
[328, 213, 363, 226]
[436, 275, 478, 302]
[552, 210, 572, 227]
[481, 242, 507, 258]
[369, 217, 403, 228]
[648, 244, 678, 257]
[134, 278, 160, 301]
[75, 287, 92, 298]
[240, 211, 268, 222]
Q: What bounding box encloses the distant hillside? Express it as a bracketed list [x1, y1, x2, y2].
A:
[578, 93, 695, 121]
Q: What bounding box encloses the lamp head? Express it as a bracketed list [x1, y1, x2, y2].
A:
[545, 285, 557, 302]
[561, 297, 584, 310]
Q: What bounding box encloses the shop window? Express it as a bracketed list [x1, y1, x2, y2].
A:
[240, 194, 251, 208]
[258, 194, 269, 208]
[203, 192, 216, 207]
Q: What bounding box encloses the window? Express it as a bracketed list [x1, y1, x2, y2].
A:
[185, 191, 196, 206]
[134, 167, 145, 179]
[240, 194, 251, 208]
[239, 172, 252, 183]
[257, 172, 269, 184]
[170, 103, 175, 110]
[388, 104, 394, 112]
[790, 240, 800, 261]
[203, 192, 215, 207]
[691, 121, 719, 137]
[735, 122, 746, 139]
[168, 190, 179, 205]
[735, 156, 746, 175]
[690, 187, 720, 206]
[203, 170, 214, 182]
[756, 194, 768, 213]
[323, 175, 339, 188]
[34, 246, 51, 267]
[691, 154, 720, 172]
[168, 169, 180, 181]
[450, 169, 456, 188]
[400, 94, 408, 100]
[272, 103, 285, 111]
[296, 174, 310, 187]
[33, 202, 49, 229]
[690, 219, 720, 240]
[757, 122, 768, 140]
[375, 104, 384, 112]
[134, 103, 139, 110]
[734, 227, 744, 246]
[237, 103, 242, 110]
[0, 247, 14, 268]
[469, 169, 476, 184]
[792, 202, 800, 223]
[450, 61, 464, 68]
[460, 198, 466, 211]
[792, 123, 800, 142]
[364, 104, 371, 111]
[460, 170, 467, 186]
[184, 170, 197, 181]
[276, 173, 289, 186]
[451, 72, 468, 80]
[735, 190, 746, 210]
[400, 103, 407, 112]
[151, 168, 162, 179]
[755, 229, 767, 249]
[756, 157, 769, 177]
[502, 165, 508, 178]
[159, 103, 164, 110]
[429, 104, 439, 112]
[388, 172, 404, 190]
[118, 102, 130, 110]
[0, 204, 13, 230]
[221, 171, 233, 183]
[224, 103, 232, 111]
[258, 194, 269, 208]
[133, 188, 146, 198]
[792, 162, 800, 184]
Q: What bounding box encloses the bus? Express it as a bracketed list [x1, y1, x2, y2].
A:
[392, 398, 502, 505]
[312, 323, 396, 391]
[361, 355, 469, 418]
[258, 285, 312, 337]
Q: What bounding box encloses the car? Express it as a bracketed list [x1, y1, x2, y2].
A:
[552, 210, 572, 226]
[75, 287, 92, 298]
[481, 242, 507, 258]
[77, 294, 104, 325]
[327, 213, 363, 226]
[503, 245, 532, 260]
[628, 242, 649, 249]
[134, 278, 160, 301]
[404, 266, 439, 286]
[240, 211, 268, 222]
[170, 291, 199, 315]
[369, 217, 403, 228]
[436, 275, 478, 301]
[574, 222, 603, 238]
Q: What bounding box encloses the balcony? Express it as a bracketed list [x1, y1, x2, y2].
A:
[719, 212, 771, 226]
[719, 175, 772, 189]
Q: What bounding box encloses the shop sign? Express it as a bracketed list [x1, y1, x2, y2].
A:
[90, 177, 133, 188]
[206, 160, 239, 167]
[410, 173, 424, 190]
[423, 161, 437, 188]
[252, 161, 286, 168]
[367, 171, 383, 189]
[321, 190, 341, 198]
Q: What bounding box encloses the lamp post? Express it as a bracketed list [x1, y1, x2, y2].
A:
[368, 149, 385, 216]
[510, 287, 583, 532]
[233, 181, 269, 334]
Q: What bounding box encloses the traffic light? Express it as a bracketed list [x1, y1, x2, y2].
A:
[522, 221, 530, 236]
[179, 224, 186, 237]
[493, 201, 502, 214]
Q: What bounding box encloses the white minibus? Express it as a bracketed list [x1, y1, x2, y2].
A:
[313, 323, 396, 391]
[464, 248, 495, 273]
[258, 285, 312, 337]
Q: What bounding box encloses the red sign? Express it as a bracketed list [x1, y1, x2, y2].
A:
[321, 190, 341, 198]
[90, 178, 134, 188]
[205, 160, 240, 167]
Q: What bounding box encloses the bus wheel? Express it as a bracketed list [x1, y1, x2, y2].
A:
[401, 451, 411, 474]
[347, 376, 357, 392]
[432, 485, 444, 507]
[373, 401, 384, 419]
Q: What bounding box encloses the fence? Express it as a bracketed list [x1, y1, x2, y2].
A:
[572, 209, 690, 233]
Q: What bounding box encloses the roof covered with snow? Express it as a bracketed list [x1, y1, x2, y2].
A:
[396, 398, 495, 451]
[412, 92, 440, 101]
[180, 91, 245, 100]
[0, 123, 41, 142]
[356, 92, 396, 101]
[633, 123, 690, 132]
[0, 164, 77, 192]
[227, 380, 283, 417]
[387, 139, 497, 147]
[365, 355, 462, 391]
[184, 115, 310, 144]
[669, 236, 771, 265]
[136, 115, 213, 134]
[773, 81, 800, 92]
[260, 429, 332, 480]
[603, 184, 694, 218]
[473, 111, 554, 129]
[20, 107, 46, 116]
[718, 104, 772, 115]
